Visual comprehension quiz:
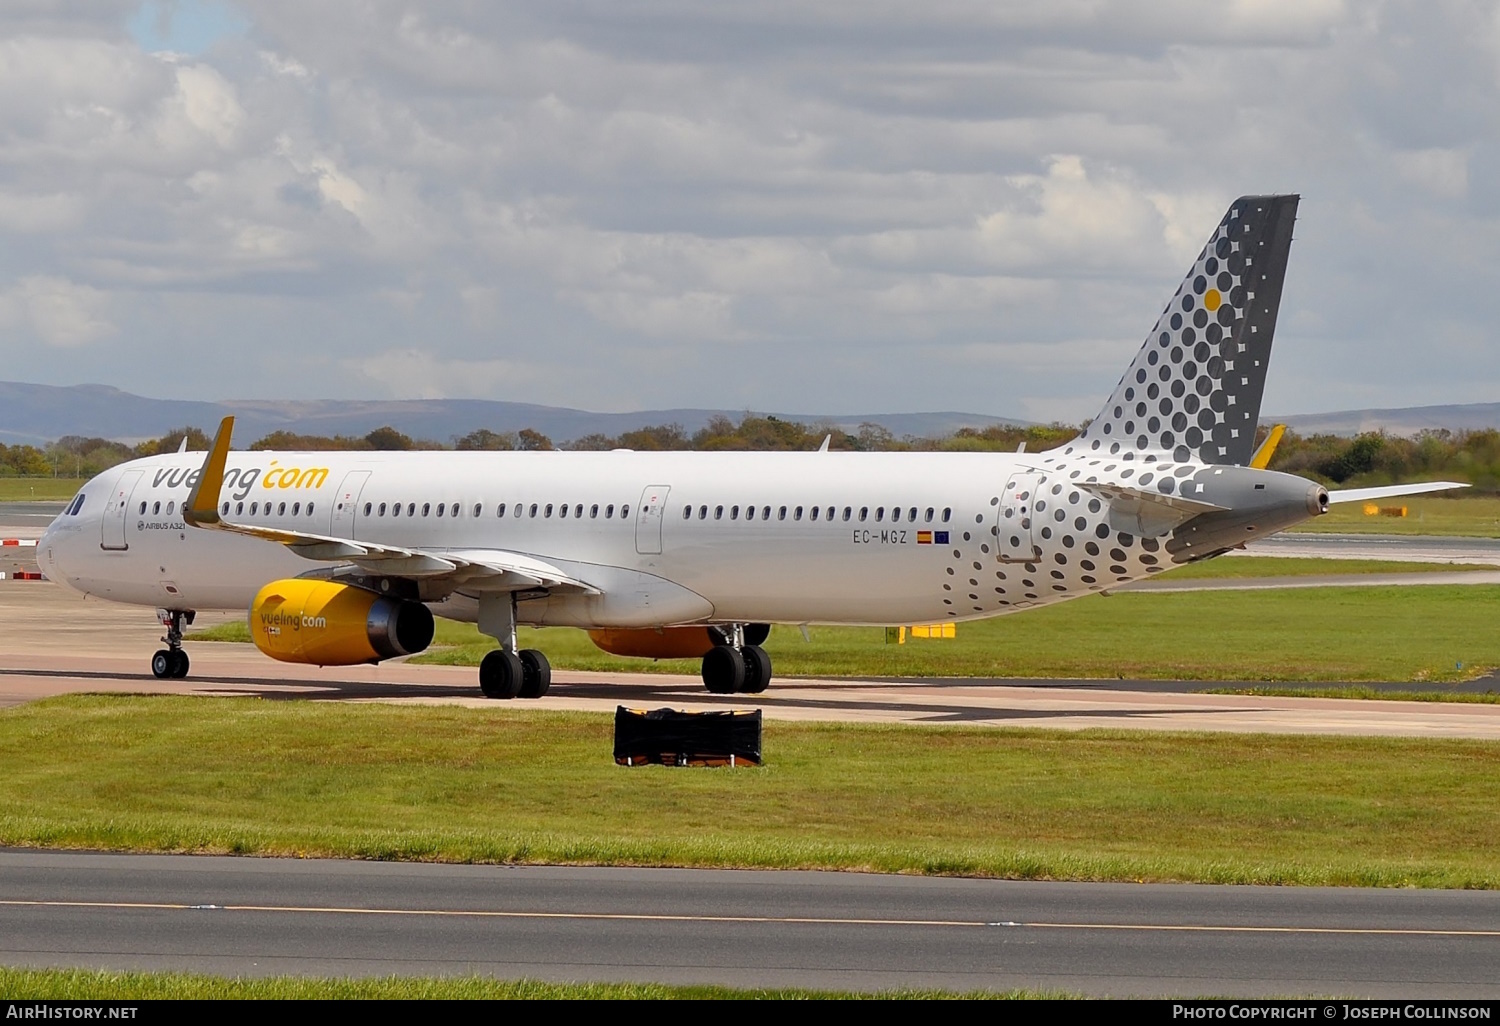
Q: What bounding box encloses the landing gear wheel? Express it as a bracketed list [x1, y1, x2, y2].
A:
[518, 649, 551, 699]
[154, 609, 194, 680]
[702, 644, 746, 694]
[479, 650, 524, 699]
[740, 645, 771, 694]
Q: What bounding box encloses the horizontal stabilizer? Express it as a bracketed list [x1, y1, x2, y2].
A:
[1328, 481, 1468, 505]
[1082, 482, 1225, 538]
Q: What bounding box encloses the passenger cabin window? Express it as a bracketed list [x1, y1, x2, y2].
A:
[497, 503, 507, 517]
[810, 507, 819, 521]
[605, 504, 614, 518]
[745, 506, 753, 521]
[474, 503, 482, 518]
[924, 508, 934, 522]
[714, 505, 723, 520]
[908, 507, 918, 522]
[544, 504, 553, 518]
[293, 502, 301, 515]
[139, 501, 147, 515]
[843, 507, 852, 521]
[436, 504, 444, 517]
[762, 506, 771, 520]
[942, 507, 952, 522]
[153, 502, 161, 515]
[778, 506, 787, 521]
[236, 502, 244, 515]
[591, 505, 599, 518]
[307, 503, 315, 515]
[574, 504, 583, 518]
[620, 505, 629, 518]
[379, 503, 387, 516]
[221, 502, 230, 515]
[730, 505, 739, 520]
[875, 507, 884, 522]
[559, 504, 567, 518]
[682, 505, 692, 519]
[529, 504, 538, 517]
[859, 507, 868, 522]
[363, 502, 371, 516]
[247, 502, 255, 515]
[698, 505, 707, 519]
[392, 503, 402, 517]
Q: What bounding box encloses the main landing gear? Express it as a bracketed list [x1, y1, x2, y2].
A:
[479, 647, 551, 700]
[702, 623, 772, 695]
[475, 592, 550, 700]
[152, 609, 194, 679]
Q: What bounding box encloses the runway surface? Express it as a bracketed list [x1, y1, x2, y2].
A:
[3, 583, 1500, 737]
[1, 850, 1496, 997]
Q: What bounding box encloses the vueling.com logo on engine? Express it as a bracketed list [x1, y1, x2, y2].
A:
[259, 610, 328, 635]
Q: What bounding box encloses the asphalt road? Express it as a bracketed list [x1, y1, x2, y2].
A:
[1, 850, 1496, 997]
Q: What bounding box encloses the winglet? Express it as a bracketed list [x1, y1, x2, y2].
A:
[183, 416, 234, 528]
[818, 435, 831, 452]
[1249, 424, 1286, 470]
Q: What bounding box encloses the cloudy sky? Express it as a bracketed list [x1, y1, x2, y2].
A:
[1, 1, 1497, 422]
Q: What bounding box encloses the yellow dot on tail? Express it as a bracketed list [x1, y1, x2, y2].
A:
[1204, 288, 1222, 311]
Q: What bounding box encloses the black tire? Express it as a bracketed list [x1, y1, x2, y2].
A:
[170, 649, 190, 679]
[479, 650, 523, 699]
[740, 645, 771, 694]
[151, 650, 172, 679]
[743, 623, 771, 647]
[518, 649, 551, 699]
[702, 645, 745, 694]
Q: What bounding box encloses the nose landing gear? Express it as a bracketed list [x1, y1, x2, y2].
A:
[152, 609, 194, 679]
[702, 623, 772, 694]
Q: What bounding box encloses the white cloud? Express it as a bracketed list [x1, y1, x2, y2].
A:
[2, 276, 116, 348]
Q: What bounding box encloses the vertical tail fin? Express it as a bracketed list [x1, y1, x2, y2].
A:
[1070, 195, 1299, 466]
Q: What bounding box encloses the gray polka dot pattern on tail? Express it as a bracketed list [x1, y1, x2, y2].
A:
[1073, 195, 1299, 468]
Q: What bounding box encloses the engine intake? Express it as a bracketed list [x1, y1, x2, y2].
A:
[250, 579, 434, 665]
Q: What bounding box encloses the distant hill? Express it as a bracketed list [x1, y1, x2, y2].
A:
[1272, 402, 1500, 436]
[0, 381, 1025, 446]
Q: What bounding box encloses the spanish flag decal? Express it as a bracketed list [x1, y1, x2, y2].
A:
[917, 531, 933, 544]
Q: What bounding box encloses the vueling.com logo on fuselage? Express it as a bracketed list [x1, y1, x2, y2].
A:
[259, 610, 327, 634]
[225, 462, 329, 501]
[151, 461, 331, 502]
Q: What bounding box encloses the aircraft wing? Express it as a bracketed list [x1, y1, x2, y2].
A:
[182, 416, 600, 594]
[1327, 481, 1469, 505]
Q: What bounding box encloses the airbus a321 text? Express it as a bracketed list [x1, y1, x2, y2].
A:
[38, 195, 1462, 697]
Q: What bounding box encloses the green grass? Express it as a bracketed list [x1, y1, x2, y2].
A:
[3, 696, 1499, 889]
[0, 479, 81, 501]
[1201, 686, 1500, 703]
[1293, 495, 1500, 536]
[192, 579, 1500, 682]
[0, 967, 1037, 1000]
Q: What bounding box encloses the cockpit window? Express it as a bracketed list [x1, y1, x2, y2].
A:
[68, 494, 85, 516]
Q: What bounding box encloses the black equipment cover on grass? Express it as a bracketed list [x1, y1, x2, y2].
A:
[614, 706, 762, 767]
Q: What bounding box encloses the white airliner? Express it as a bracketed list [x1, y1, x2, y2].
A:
[37, 195, 1462, 697]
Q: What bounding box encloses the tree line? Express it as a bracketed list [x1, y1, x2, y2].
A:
[9, 418, 1500, 494]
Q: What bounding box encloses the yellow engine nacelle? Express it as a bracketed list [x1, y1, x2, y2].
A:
[588, 626, 719, 660]
[249, 579, 435, 666]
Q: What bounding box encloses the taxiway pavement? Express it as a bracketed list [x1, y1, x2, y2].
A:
[1, 850, 1496, 997]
